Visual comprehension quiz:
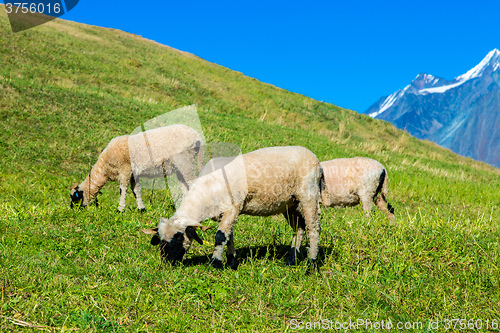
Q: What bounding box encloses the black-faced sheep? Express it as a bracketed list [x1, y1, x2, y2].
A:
[70, 124, 204, 212]
[142, 146, 323, 274]
[320, 157, 395, 220]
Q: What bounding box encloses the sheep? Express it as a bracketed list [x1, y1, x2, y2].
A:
[320, 157, 395, 220]
[70, 124, 204, 212]
[142, 146, 323, 274]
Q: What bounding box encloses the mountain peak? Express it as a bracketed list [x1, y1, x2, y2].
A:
[364, 48, 500, 168]
[456, 48, 500, 83]
[413, 73, 436, 83]
[411, 73, 447, 90]
[366, 48, 500, 117]
[415, 48, 500, 95]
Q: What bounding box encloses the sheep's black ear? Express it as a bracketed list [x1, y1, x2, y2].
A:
[151, 235, 161, 246]
[185, 226, 203, 245]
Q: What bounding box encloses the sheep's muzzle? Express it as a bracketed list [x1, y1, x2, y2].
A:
[159, 232, 187, 266]
[70, 187, 84, 209]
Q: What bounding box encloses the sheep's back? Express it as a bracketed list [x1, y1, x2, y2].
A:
[320, 157, 385, 206]
[128, 125, 202, 176]
[241, 146, 321, 215]
[175, 146, 321, 220]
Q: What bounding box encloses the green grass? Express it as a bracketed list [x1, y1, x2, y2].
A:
[1, 6, 500, 331]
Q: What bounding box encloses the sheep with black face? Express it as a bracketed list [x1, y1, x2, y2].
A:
[142, 146, 323, 274]
[70, 124, 204, 212]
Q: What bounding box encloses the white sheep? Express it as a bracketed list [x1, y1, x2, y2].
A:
[320, 157, 395, 220]
[70, 124, 204, 212]
[142, 146, 323, 274]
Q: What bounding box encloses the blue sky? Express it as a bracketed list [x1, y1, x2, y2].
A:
[22, 1, 500, 112]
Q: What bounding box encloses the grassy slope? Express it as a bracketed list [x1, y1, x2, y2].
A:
[0, 7, 499, 331]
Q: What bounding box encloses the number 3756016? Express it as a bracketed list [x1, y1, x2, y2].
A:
[5, 3, 62, 15]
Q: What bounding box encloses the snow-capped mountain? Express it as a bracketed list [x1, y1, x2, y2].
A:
[365, 49, 500, 168]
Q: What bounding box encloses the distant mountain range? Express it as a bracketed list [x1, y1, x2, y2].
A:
[365, 49, 500, 168]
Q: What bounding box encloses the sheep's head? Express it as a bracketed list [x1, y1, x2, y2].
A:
[142, 217, 209, 266]
[69, 183, 84, 209]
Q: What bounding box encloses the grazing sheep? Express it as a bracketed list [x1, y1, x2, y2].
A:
[70, 124, 204, 212]
[320, 157, 395, 220]
[142, 146, 323, 274]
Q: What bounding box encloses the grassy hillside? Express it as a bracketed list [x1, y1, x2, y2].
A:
[1, 7, 499, 331]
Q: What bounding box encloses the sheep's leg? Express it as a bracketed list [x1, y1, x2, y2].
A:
[284, 208, 306, 266]
[130, 176, 146, 212]
[299, 200, 321, 275]
[118, 181, 128, 212]
[211, 208, 239, 269]
[225, 232, 239, 270]
[359, 194, 373, 218]
[375, 194, 395, 221]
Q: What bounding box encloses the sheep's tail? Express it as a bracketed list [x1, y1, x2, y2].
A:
[376, 168, 394, 215]
[318, 164, 328, 205]
[381, 168, 389, 198]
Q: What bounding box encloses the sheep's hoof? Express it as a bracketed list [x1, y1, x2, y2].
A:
[116, 209, 124, 213]
[226, 254, 239, 270]
[210, 258, 223, 269]
[285, 248, 298, 266]
[138, 208, 146, 213]
[305, 259, 319, 276]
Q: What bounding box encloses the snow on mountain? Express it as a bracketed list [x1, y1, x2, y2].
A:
[418, 81, 464, 94]
[456, 48, 500, 82]
[411, 73, 445, 89]
[367, 49, 500, 118]
[368, 89, 404, 118]
[420, 48, 500, 95]
[364, 48, 500, 169]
